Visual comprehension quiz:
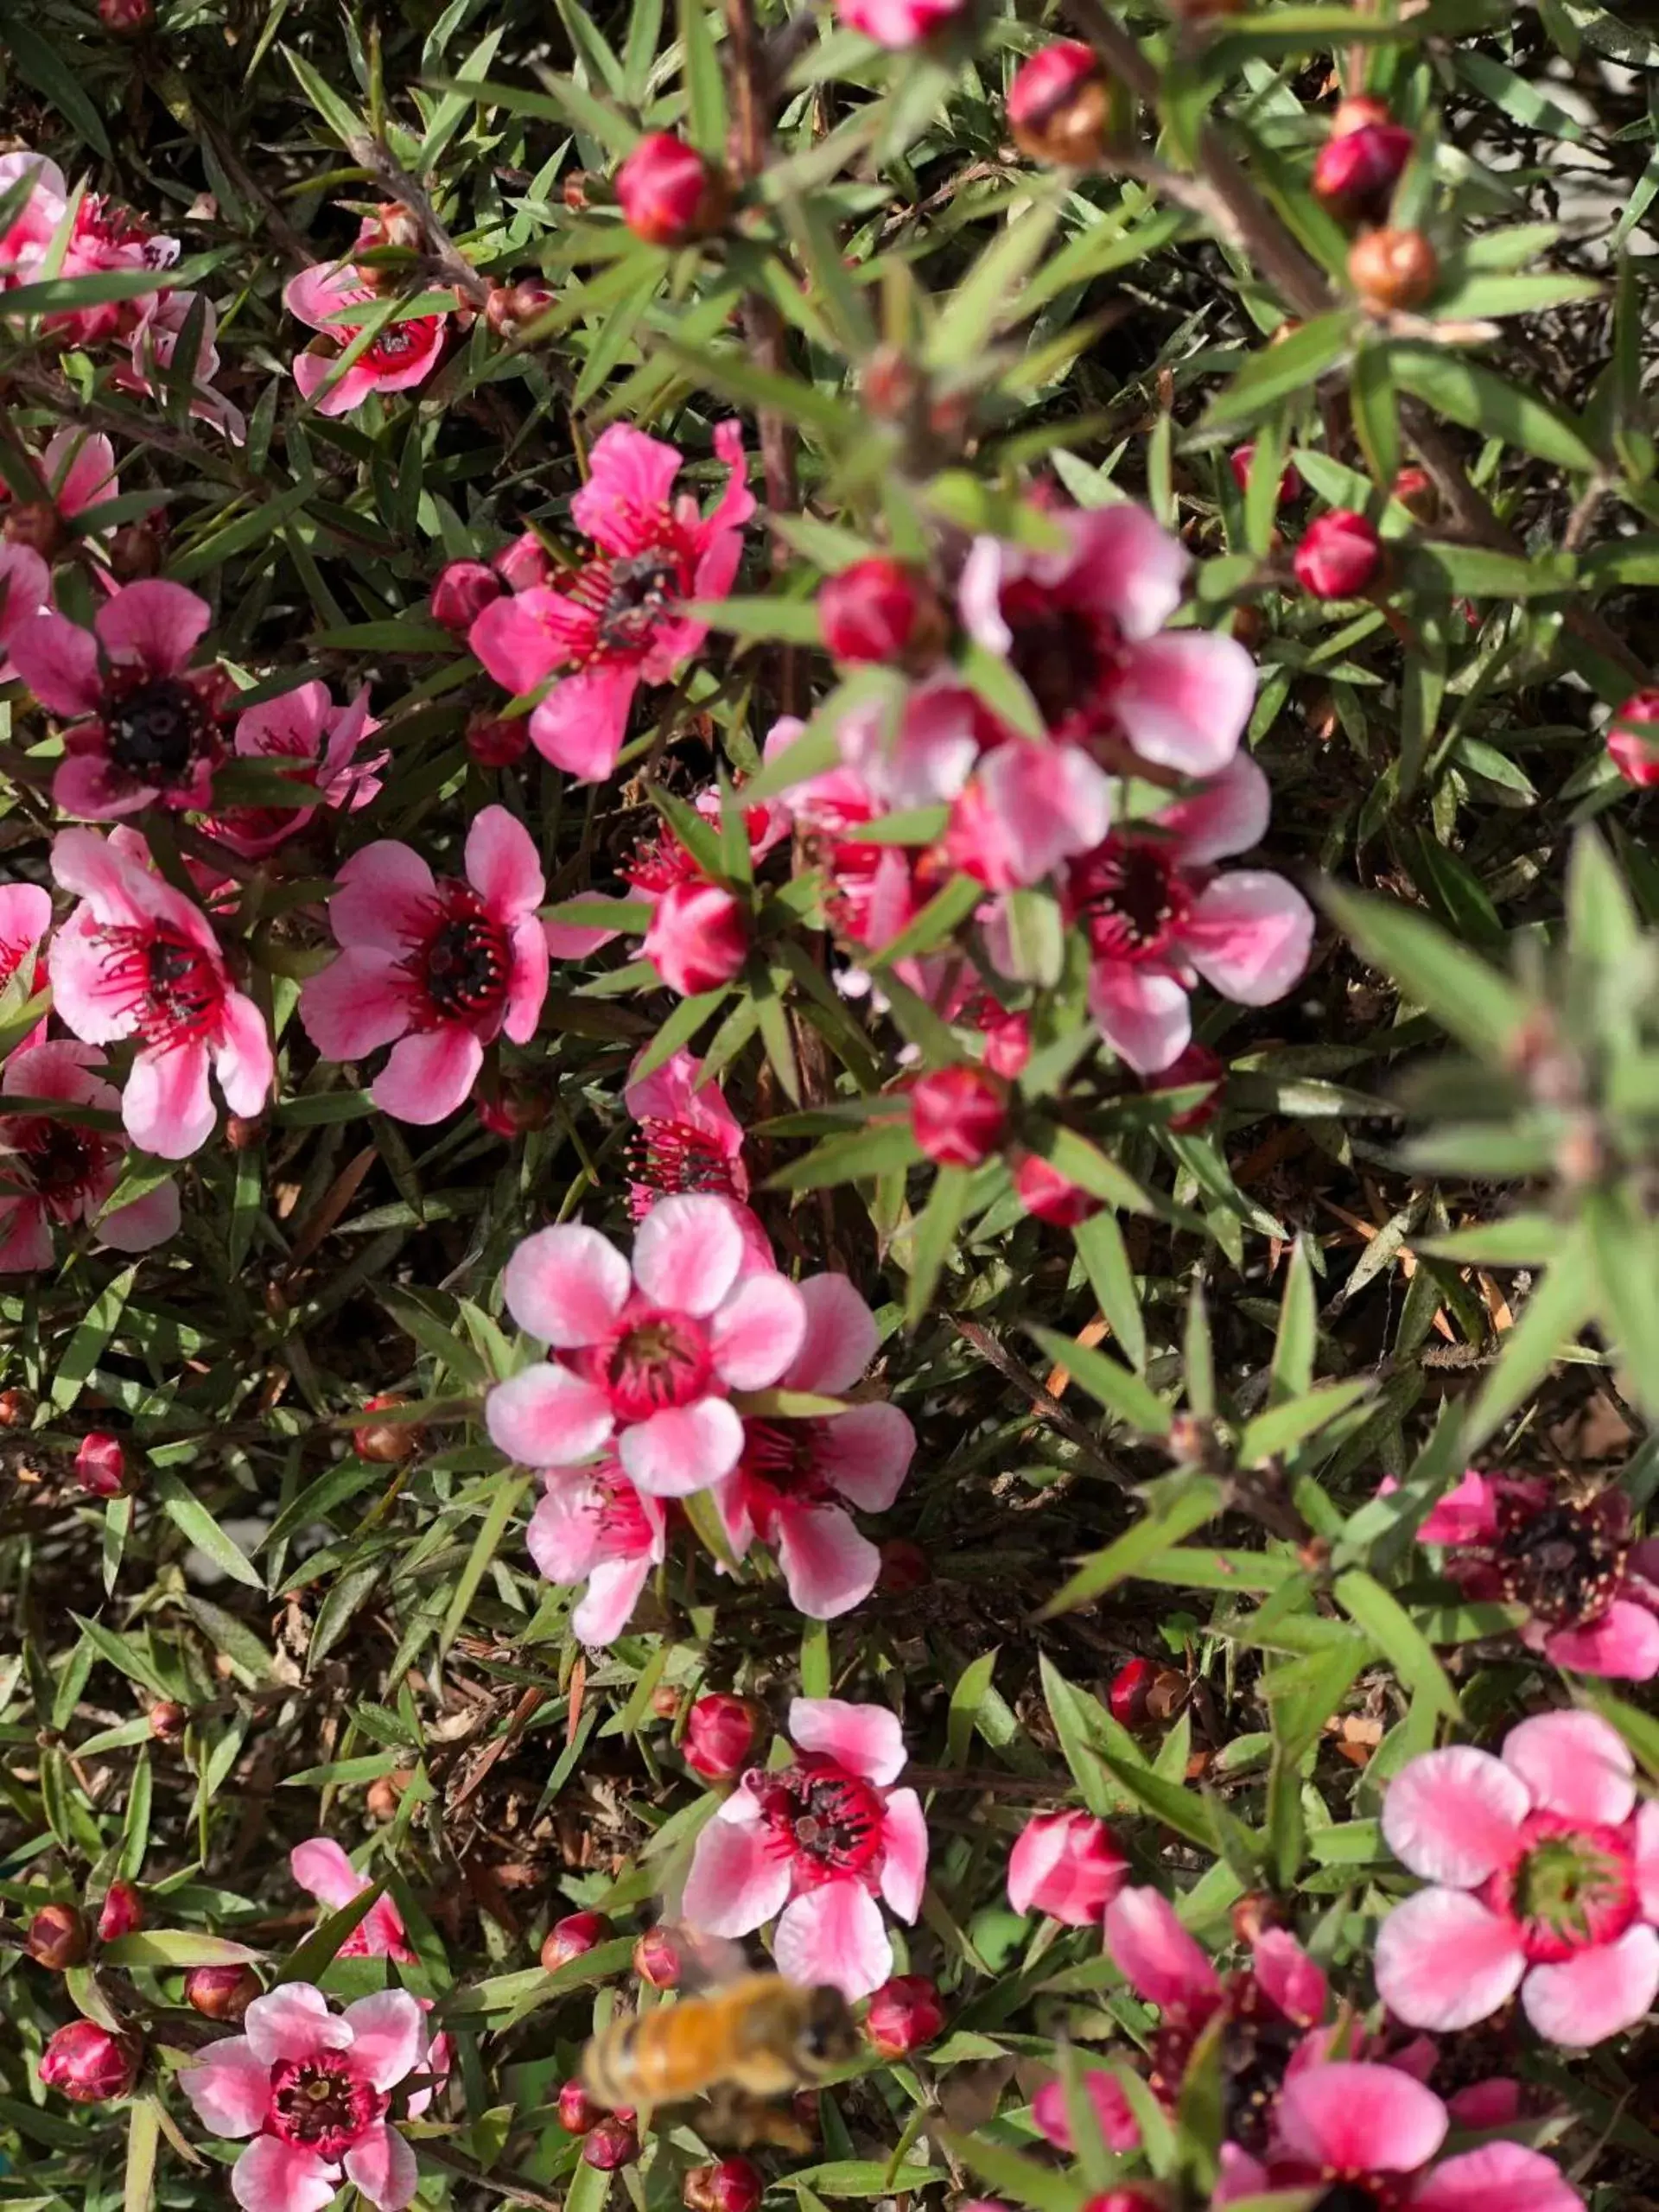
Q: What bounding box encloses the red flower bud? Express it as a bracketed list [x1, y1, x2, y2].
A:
[430, 559, 503, 637]
[684, 2158, 766, 2212]
[683, 1694, 760, 1781]
[1011, 1153, 1100, 1228]
[863, 1974, 944, 2058]
[1145, 1042, 1225, 1134]
[1348, 226, 1439, 313]
[148, 1700, 188, 1742]
[559, 2078, 602, 2134]
[74, 1431, 129, 1498]
[633, 1926, 683, 1990]
[26, 1903, 89, 1970]
[1228, 444, 1301, 505]
[644, 880, 749, 996]
[466, 711, 531, 770]
[1007, 42, 1118, 168]
[877, 1538, 931, 1592]
[97, 1881, 143, 1943]
[478, 1082, 551, 1137]
[98, 0, 155, 30]
[1293, 510, 1382, 601]
[185, 1964, 261, 2022]
[353, 1395, 422, 1464]
[542, 1910, 612, 1972]
[494, 531, 556, 594]
[818, 558, 947, 672]
[614, 135, 728, 247]
[910, 1065, 1009, 1168]
[582, 2115, 639, 2170]
[39, 2021, 140, 2102]
[1389, 466, 1438, 524]
[1080, 2194, 1166, 2212]
[225, 1113, 266, 1152]
[1610, 690, 1659, 789]
[1312, 102, 1415, 224]
[1108, 1656, 1155, 1729]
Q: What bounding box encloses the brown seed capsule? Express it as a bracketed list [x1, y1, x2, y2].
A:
[353, 1395, 422, 1465]
[148, 1700, 188, 1742]
[1347, 226, 1439, 313]
[4, 500, 65, 558]
[26, 1903, 90, 1970]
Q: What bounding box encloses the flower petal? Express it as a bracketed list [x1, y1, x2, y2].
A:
[244, 1984, 351, 2068]
[786, 1274, 879, 1395]
[503, 1224, 631, 1347]
[1373, 1886, 1526, 2031]
[231, 2139, 339, 2212]
[466, 804, 544, 920]
[773, 1880, 893, 2000]
[632, 1192, 745, 1316]
[1522, 1925, 1659, 2048]
[340, 1990, 425, 2091]
[1544, 1599, 1659, 1681]
[10, 611, 102, 717]
[571, 426, 685, 556]
[774, 1503, 881, 1619]
[528, 664, 640, 784]
[1272, 2062, 1447, 2178]
[1103, 1888, 1221, 2007]
[1031, 2070, 1141, 2156]
[290, 1838, 364, 1912]
[343, 2125, 419, 2212]
[1088, 962, 1192, 1077]
[1155, 751, 1271, 867]
[1183, 871, 1314, 1006]
[372, 1026, 484, 1124]
[124, 1040, 215, 1160]
[682, 1808, 794, 1937]
[213, 992, 274, 1119]
[180, 2037, 271, 2138]
[298, 949, 411, 1060]
[572, 1554, 654, 1644]
[788, 1697, 906, 1787]
[1113, 630, 1256, 776]
[486, 1363, 614, 1469]
[525, 1472, 607, 1585]
[1636, 1799, 1659, 1923]
[95, 580, 212, 677]
[710, 1270, 807, 1390]
[620, 1396, 744, 1495]
[469, 590, 565, 694]
[1411, 2142, 1586, 2212]
[1249, 1928, 1326, 2028]
[329, 840, 435, 954]
[878, 1785, 929, 1921]
[1501, 1709, 1636, 1827]
[1381, 1745, 1529, 1885]
[813, 1403, 916, 1513]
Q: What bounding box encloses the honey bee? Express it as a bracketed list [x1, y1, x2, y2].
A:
[582, 1964, 859, 2151]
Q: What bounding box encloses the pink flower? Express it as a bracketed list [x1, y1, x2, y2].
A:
[119, 289, 246, 443]
[0, 428, 118, 563]
[487, 1195, 805, 1497]
[681, 1696, 927, 1999]
[541, 793, 786, 966]
[1312, 99, 1416, 224]
[469, 422, 753, 783]
[819, 559, 946, 671]
[289, 1840, 414, 1962]
[1048, 753, 1313, 1076]
[959, 500, 1256, 779]
[0, 540, 52, 679]
[0, 1039, 180, 1270]
[0, 877, 51, 1007]
[625, 1048, 749, 1217]
[1213, 2062, 1583, 2212]
[283, 261, 448, 417]
[910, 1064, 1009, 1166]
[48, 827, 273, 1159]
[210, 683, 385, 859]
[1294, 509, 1382, 600]
[644, 880, 749, 995]
[944, 736, 1115, 890]
[525, 1459, 667, 1643]
[835, 678, 983, 811]
[430, 560, 502, 636]
[1376, 1708, 1659, 2045]
[298, 805, 548, 1125]
[1007, 42, 1114, 168]
[0, 151, 68, 278]
[836, 0, 964, 48]
[1007, 1810, 1128, 1925]
[1408, 1470, 1659, 1678]
[12, 581, 226, 819]
[713, 1274, 915, 1618]
[181, 1981, 430, 2212]
[1608, 690, 1659, 788]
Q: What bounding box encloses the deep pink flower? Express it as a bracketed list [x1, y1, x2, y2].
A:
[1044, 753, 1312, 1076]
[1212, 2063, 1583, 2212]
[12, 582, 228, 819]
[468, 422, 753, 783]
[836, 0, 964, 47]
[430, 560, 502, 636]
[1607, 690, 1659, 789]
[0, 540, 52, 679]
[48, 827, 274, 1160]
[0, 427, 118, 563]
[625, 1048, 749, 1219]
[495, 532, 555, 593]
[819, 558, 946, 671]
[283, 261, 448, 417]
[488, 1196, 805, 1497]
[910, 1065, 1009, 1166]
[298, 805, 549, 1125]
[614, 135, 727, 246]
[1294, 509, 1382, 600]
[959, 501, 1256, 779]
[525, 1459, 668, 1643]
[209, 682, 385, 859]
[714, 1274, 915, 1618]
[0, 167, 177, 346]
[0, 878, 51, 1013]
[1012, 1154, 1100, 1227]
[289, 1840, 415, 1962]
[98, 1879, 144, 1942]
[1312, 100, 1416, 224]
[0, 1039, 180, 1270]
[181, 1981, 430, 2212]
[75, 1431, 130, 1497]
[1007, 1810, 1128, 1924]
[645, 880, 749, 995]
[1408, 1469, 1659, 1678]
[1376, 1708, 1659, 2044]
[1228, 445, 1301, 504]
[681, 1696, 927, 1999]
[40, 2020, 140, 2103]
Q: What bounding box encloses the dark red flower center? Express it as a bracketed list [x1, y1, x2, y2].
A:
[1072, 839, 1191, 962]
[94, 925, 226, 1050]
[1148, 1974, 1300, 2152]
[756, 1757, 885, 1889]
[1001, 582, 1121, 735]
[739, 1420, 836, 1528]
[267, 2052, 385, 2160]
[1311, 2186, 1395, 2212]
[364, 316, 440, 370]
[625, 830, 703, 899]
[1492, 1495, 1624, 1629]
[1, 1114, 107, 1215]
[629, 1120, 741, 1217]
[407, 887, 510, 1029]
[105, 675, 210, 787]
[1486, 1811, 1637, 1962]
[599, 1307, 713, 1419]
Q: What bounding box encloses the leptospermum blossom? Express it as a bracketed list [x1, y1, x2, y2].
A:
[0, 880, 51, 1003]
[713, 1275, 915, 1618]
[486, 1195, 805, 1497]
[181, 1982, 431, 2212]
[525, 1457, 668, 1643]
[542, 791, 788, 966]
[210, 683, 385, 860]
[0, 428, 118, 561]
[1212, 2061, 1585, 2212]
[0, 1040, 180, 1270]
[289, 1840, 414, 1962]
[1007, 1810, 1128, 1926]
[48, 827, 273, 1160]
[11, 580, 228, 819]
[298, 806, 548, 1126]
[1376, 1708, 1659, 2045]
[836, 0, 965, 48]
[624, 1049, 749, 1218]
[468, 422, 753, 783]
[1048, 753, 1313, 1075]
[0, 156, 179, 345]
[120, 289, 247, 443]
[681, 1697, 927, 1999]
[283, 259, 448, 417]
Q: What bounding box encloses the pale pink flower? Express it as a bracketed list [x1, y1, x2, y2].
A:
[283, 261, 448, 417]
[1376, 1708, 1659, 2044]
[469, 422, 753, 783]
[289, 1840, 414, 1962]
[1007, 1809, 1128, 1925]
[119, 289, 247, 443]
[11, 581, 227, 820]
[713, 1274, 914, 1619]
[1044, 752, 1313, 1075]
[0, 880, 51, 1001]
[960, 500, 1255, 779]
[624, 1048, 748, 1217]
[834, 679, 983, 812]
[48, 827, 273, 1160]
[681, 1696, 927, 1999]
[180, 1981, 429, 2212]
[0, 1039, 179, 1270]
[298, 805, 548, 1125]
[48, 196, 179, 346]
[836, 0, 964, 47]
[209, 683, 385, 860]
[486, 1195, 805, 1497]
[525, 1458, 668, 1643]
[944, 736, 1114, 890]
[0, 542, 54, 678]
[0, 150, 68, 278]
[40, 426, 119, 520]
[1212, 2062, 1583, 2212]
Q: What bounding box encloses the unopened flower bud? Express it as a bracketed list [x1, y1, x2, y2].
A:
[910, 1065, 1009, 1168]
[365, 1771, 411, 1821]
[1609, 690, 1659, 789]
[74, 1431, 129, 1498]
[981, 1009, 1031, 1080]
[99, 0, 155, 30]
[614, 135, 728, 247]
[356, 203, 423, 261]
[26, 1903, 89, 1970]
[558, 2078, 601, 2134]
[583, 2115, 639, 2170]
[185, 1964, 261, 2022]
[148, 1700, 188, 1742]
[1293, 509, 1382, 601]
[1007, 41, 1119, 168]
[1108, 1656, 1155, 1729]
[353, 1395, 422, 1464]
[877, 1538, 931, 1592]
[1007, 1810, 1128, 1923]
[1080, 2193, 1166, 2212]
[643, 880, 749, 996]
[1389, 466, 1438, 524]
[39, 2020, 140, 2102]
[466, 711, 531, 770]
[1228, 445, 1300, 505]
[634, 1926, 683, 1989]
[430, 559, 503, 637]
[1312, 99, 1414, 224]
[684, 2157, 765, 2212]
[485, 280, 556, 338]
[863, 1974, 944, 2058]
[0, 1387, 31, 1427]
[97, 1881, 143, 1943]
[1348, 226, 1438, 313]
[225, 1113, 266, 1152]
[494, 531, 556, 593]
[683, 1694, 760, 1782]
[818, 558, 947, 673]
[542, 1910, 611, 1972]
[1012, 1153, 1100, 1229]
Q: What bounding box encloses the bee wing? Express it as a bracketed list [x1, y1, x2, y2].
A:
[667, 1925, 753, 1993]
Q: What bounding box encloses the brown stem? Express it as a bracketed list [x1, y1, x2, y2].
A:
[951, 1318, 1137, 1491]
[414, 2141, 569, 2212]
[346, 135, 493, 310]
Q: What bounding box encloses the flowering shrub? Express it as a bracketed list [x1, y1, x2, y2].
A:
[3, 6, 1659, 2212]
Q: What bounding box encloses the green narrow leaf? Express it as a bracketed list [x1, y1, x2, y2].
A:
[904, 1166, 970, 1327]
[1036, 1478, 1228, 1618]
[124, 2097, 161, 2212]
[1332, 1569, 1460, 1719]
[1026, 1324, 1173, 1437]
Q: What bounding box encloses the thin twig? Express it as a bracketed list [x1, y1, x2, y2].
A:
[951, 1318, 1137, 1490]
[346, 135, 493, 309]
[415, 2140, 569, 2212]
